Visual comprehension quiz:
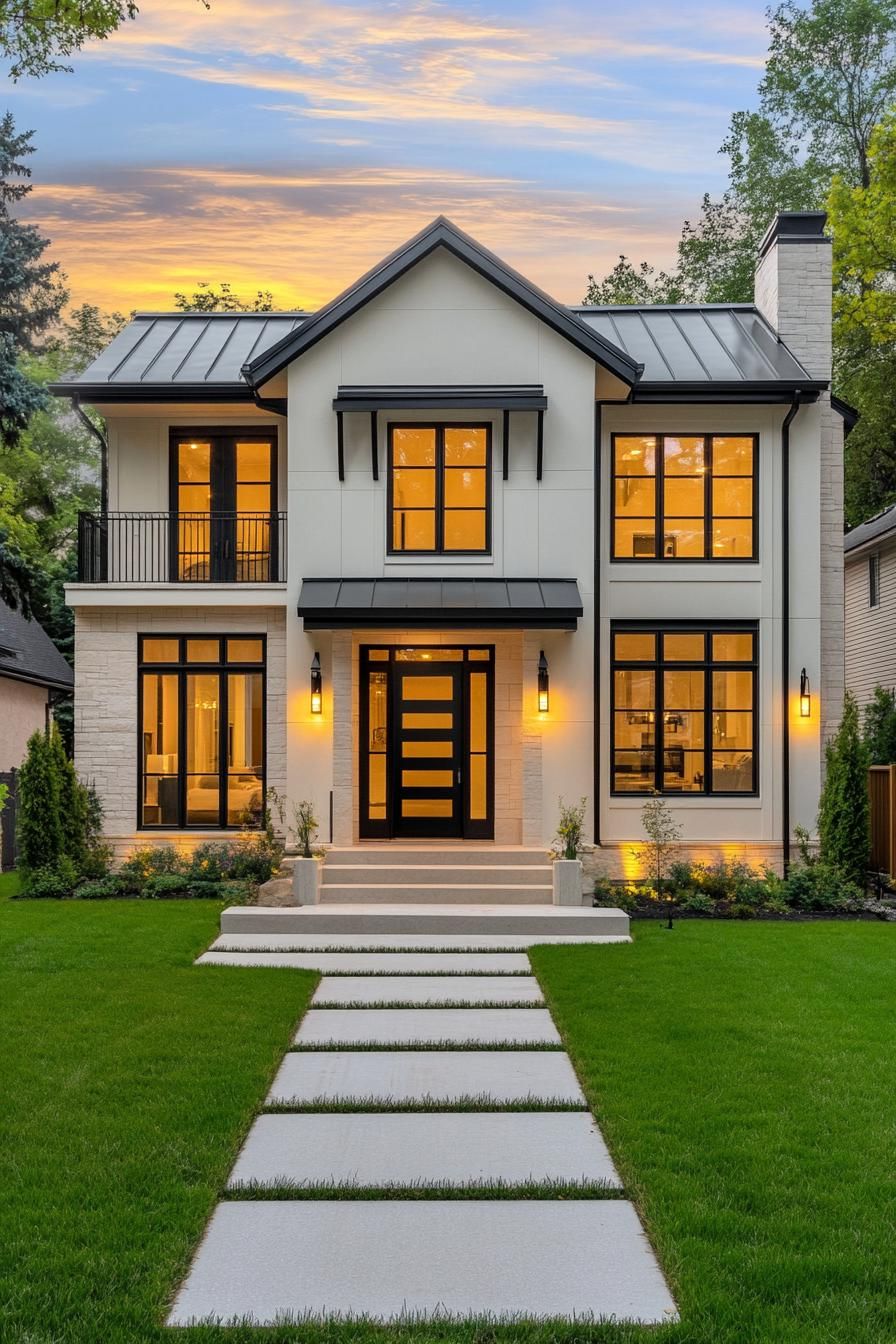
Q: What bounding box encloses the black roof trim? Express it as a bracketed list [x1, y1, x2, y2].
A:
[297, 577, 583, 631]
[630, 382, 825, 405]
[245, 217, 642, 389]
[333, 384, 548, 412]
[831, 393, 859, 434]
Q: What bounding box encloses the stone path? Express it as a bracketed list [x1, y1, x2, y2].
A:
[168, 938, 677, 1326]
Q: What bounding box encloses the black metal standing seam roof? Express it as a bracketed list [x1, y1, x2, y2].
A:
[0, 599, 74, 692]
[844, 502, 896, 555]
[572, 305, 826, 396]
[297, 578, 583, 629]
[332, 385, 548, 411]
[47, 313, 310, 401]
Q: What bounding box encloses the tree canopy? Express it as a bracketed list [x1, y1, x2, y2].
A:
[0, 1, 209, 80]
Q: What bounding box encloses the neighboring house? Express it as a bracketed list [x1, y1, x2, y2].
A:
[844, 502, 896, 708]
[51, 212, 845, 873]
[0, 599, 74, 771]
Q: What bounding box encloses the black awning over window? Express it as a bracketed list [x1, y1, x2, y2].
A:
[297, 578, 582, 629]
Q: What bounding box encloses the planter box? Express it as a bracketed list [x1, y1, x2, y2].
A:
[291, 856, 321, 905]
[552, 858, 583, 906]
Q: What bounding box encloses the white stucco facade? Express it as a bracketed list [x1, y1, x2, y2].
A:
[64, 216, 843, 870]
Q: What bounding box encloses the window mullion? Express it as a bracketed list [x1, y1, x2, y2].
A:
[656, 438, 664, 561]
[655, 649, 663, 793]
[178, 668, 187, 829]
[436, 427, 444, 553]
[704, 436, 712, 559]
[219, 669, 227, 829]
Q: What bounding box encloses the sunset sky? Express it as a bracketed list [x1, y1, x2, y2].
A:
[6, 0, 769, 314]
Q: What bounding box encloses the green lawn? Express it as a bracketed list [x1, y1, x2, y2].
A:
[1, 900, 894, 1343]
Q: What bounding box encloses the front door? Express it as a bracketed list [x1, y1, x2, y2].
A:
[393, 662, 463, 838]
[359, 646, 494, 840]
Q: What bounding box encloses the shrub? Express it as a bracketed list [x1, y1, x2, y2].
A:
[863, 685, 896, 764]
[782, 861, 861, 911]
[187, 842, 235, 882]
[228, 831, 283, 883]
[51, 728, 88, 873]
[118, 845, 182, 889]
[818, 692, 869, 886]
[74, 877, 129, 900]
[21, 858, 79, 900]
[17, 730, 63, 876]
[678, 891, 716, 914]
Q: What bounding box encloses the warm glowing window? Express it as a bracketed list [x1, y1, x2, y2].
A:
[171, 431, 276, 581]
[612, 435, 756, 560]
[389, 425, 490, 553]
[612, 626, 757, 794]
[139, 635, 265, 828]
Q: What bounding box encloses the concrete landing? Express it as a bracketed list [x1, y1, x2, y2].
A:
[294, 1008, 560, 1046]
[196, 951, 531, 974]
[227, 1111, 622, 1189]
[266, 1050, 585, 1106]
[221, 903, 630, 938]
[210, 932, 630, 951]
[166, 1200, 677, 1325]
[312, 975, 544, 1005]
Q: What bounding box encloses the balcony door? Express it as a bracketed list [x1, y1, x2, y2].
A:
[360, 647, 494, 840]
[169, 430, 276, 582]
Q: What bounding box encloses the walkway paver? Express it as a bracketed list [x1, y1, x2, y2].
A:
[167, 1200, 676, 1325]
[267, 1049, 586, 1106]
[211, 932, 629, 951]
[227, 1112, 623, 1189]
[295, 1007, 560, 1046]
[312, 974, 543, 1004]
[197, 951, 531, 973]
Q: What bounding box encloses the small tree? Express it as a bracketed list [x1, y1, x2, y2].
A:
[16, 729, 63, 875]
[554, 797, 587, 860]
[290, 800, 319, 859]
[636, 794, 682, 897]
[818, 692, 870, 885]
[50, 726, 87, 871]
[863, 686, 896, 764]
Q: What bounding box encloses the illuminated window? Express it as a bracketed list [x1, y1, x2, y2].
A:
[389, 425, 490, 553]
[612, 435, 756, 560]
[138, 635, 265, 828]
[612, 626, 757, 794]
[171, 431, 276, 581]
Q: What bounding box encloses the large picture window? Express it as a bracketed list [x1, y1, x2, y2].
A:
[388, 424, 490, 554]
[139, 635, 265, 828]
[612, 625, 757, 795]
[612, 434, 756, 561]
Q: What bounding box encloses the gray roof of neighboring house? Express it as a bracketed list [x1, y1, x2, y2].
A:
[0, 600, 74, 692]
[571, 304, 821, 397]
[844, 502, 896, 555]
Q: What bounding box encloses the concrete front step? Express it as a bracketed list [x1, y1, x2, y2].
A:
[211, 933, 629, 951]
[221, 903, 630, 938]
[323, 864, 552, 887]
[320, 884, 553, 905]
[196, 951, 532, 974]
[317, 846, 552, 868]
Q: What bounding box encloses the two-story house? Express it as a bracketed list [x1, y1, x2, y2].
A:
[845, 502, 896, 708]
[52, 212, 845, 876]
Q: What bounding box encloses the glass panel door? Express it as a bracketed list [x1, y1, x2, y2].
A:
[171, 434, 274, 581]
[394, 666, 463, 838]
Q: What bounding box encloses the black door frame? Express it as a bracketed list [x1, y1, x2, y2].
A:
[358, 645, 495, 841]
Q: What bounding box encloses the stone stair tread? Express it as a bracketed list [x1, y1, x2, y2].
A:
[311, 975, 544, 1005]
[210, 933, 628, 951]
[226, 1112, 621, 1189]
[166, 1201, 677, 1325]
[294, 1008, 561, 1046]
[196, 952, 531, 974]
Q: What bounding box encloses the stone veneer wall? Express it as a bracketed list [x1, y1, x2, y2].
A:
[73, 605, 287, 860]
[581, 841, 785, 891]
[330, 630, 541, 846]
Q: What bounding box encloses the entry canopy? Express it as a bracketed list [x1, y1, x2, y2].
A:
[297, 578, 583, 630]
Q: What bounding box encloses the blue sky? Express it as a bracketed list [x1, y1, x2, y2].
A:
[6, 0, 770, 311]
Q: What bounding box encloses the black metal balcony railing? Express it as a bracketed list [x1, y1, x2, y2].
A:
[77, 512, 288, 583]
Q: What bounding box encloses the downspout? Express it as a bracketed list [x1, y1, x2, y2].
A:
[781, 392, 802, 874]
[71, 396, 108, 514]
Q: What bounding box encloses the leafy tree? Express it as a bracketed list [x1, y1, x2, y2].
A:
[828, 111, 896, 345]
[16, 727, 63, 875]
[818, 691, 870, 884]
[173, 281, 276, 313]
[583, 257, 681, 306]
[863, 685, 896, 763]
[0, 527, 37, 614]
[0, 111, 67, 447]
[636, 794, 683, 896]
[1, 1, 209, 80]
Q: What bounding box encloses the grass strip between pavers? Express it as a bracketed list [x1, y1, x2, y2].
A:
[203, 963, 533, 975]
[262, 1094, 589, 1114]
[312, 998, 544, 1009]
[222, 1178, 625, 1201]
[288, 1040, 564, 1051]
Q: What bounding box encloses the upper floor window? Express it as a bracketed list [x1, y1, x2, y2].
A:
[389, 424, 490, 554]
[612, 434, 756, 561]
[612, 625, 757, 795]
[171, 429, 277, 581]
[869, 553, 881, 607]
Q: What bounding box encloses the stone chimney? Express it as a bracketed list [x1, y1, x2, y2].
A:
[754, 210, 843, 754]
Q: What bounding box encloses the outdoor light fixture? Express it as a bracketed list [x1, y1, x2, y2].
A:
[310, 652, 322, 714]
[799, 667, 811, 718]
[537, 651, 550, 713]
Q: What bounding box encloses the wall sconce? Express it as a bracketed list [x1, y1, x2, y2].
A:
[310, 652, 322, 714]
[537, 651, 550, 713]
[799, 667, 811, 718]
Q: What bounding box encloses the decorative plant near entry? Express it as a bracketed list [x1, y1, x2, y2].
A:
[291, 799, 319, 859]
[554, 796, 587, 860]
[635, 793, 682, 901]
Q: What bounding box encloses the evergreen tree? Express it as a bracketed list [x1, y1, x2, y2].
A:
[863, 686, 896, 764]
[51, 727, 87, 869]
[0, 112, 67, 447]
[818, 692, 870, 884]
[16, 729, 63, 875]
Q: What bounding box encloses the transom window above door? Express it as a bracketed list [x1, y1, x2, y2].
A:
[388, 425, 491, 554]
[612, 434, 757, 561]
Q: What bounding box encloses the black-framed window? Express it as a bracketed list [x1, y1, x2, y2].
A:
[611, 624, 758, 795]
[388, 424, 491, 554]
[612, 434, 757, 561]
[138, 634, 266, 829]
[869, 553, 881, 608]
[169, 428, 278, 581]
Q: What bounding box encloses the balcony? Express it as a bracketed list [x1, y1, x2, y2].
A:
[77, 512, 287, 584]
